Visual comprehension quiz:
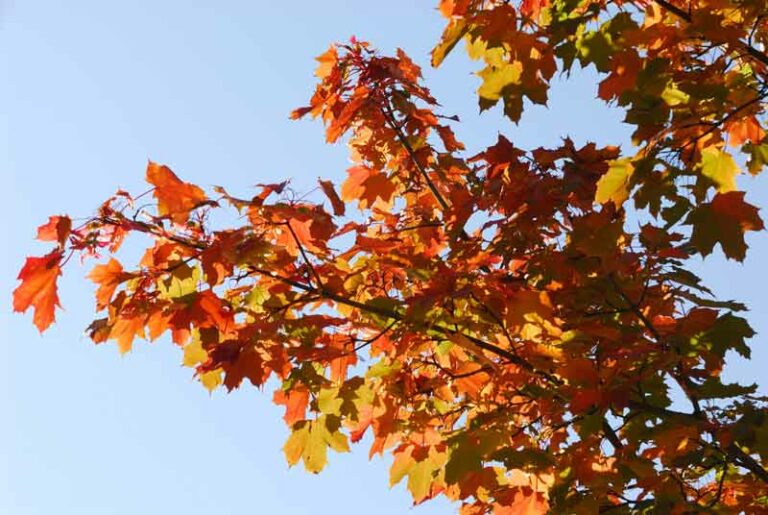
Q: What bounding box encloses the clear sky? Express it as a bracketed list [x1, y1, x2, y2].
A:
[2, 2, 766, 514]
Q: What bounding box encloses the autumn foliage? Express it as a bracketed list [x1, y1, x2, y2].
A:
[14, 0, 768, 512]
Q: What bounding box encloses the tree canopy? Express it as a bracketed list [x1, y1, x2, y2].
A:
[14, 0, 768, 512]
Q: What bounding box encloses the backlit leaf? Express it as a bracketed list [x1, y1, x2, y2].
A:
[13, 251, 63, 332]
[146, 161, 208, 224]
[595, 158, 634, 206]
[700, 147, 738, 193]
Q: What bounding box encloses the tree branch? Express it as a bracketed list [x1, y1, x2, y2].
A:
[379, 102, 451, 212]
[284, 220, 324, 292]
[653, 0, 768, 68]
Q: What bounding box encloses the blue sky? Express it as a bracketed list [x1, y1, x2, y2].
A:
[2, 1, 766, 514]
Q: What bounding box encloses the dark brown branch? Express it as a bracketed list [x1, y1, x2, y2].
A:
[726, 443, 768, 484]
[627, 400, 768, 484]
[602, 419, 625, 450]
[379, 102, 451, 212]
[653, 0, 691, 22]
[608, 274, 703, 416]
[626, 400, 700, 421]
[682, 90, 768, 151]
[248, 265, 559, 383]
[102, 216, 207, 250]
[708, 460, 728, 507]
[284, 220, 324, 292]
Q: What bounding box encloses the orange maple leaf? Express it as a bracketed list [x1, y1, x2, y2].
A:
[36, 215, 72, 246]
[274, 387, 310, 425]
[341, 166, 396, 209]
[87, 258, 129, 310]
[145, 161, 208, 224]
[727, 116, 765, 148]
[13, 251, 64, 332]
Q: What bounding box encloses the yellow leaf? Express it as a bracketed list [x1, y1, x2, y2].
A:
[477, 60, 523, 106]
[326, 427, 350, 453]
[200, 370, 222, 393]
[302, 420, 328, 474]
[183, 335, 208, 368]
[700, 146, 738, 192]
[661, 83, 690, 106]
[407, 458, 437, 502]
[283, 423, 310, 467]
[317, 387, 343, 416]
[464, 36, 487, 61]
[595, 158, 634, 206]
[431, 19, 468, 67]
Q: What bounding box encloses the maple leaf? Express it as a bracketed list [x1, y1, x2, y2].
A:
[314, 46, 337, 79]
[87, 258, 129, 310]
[728, 116, 765, 147]
[700, 146, 739, 193]
[438, 0, 469, 18]
[109, 315, 146, 354]
[274, 387, 310, 425]
[13, 251, 63, 332]
[597, 54, 641, 101]
[686, 191, 764, 261]
[36, 216, 72, 246]
[595, 158, 634, 206]
[431, 19, 468, 67]
[340, 166, 396, 209]
[145, 161, 208, 224]
[318, 178, 345, 216]
[283, 416, 350, 474]
[477, 61, 523, 114]
[16, 4, 768, 512]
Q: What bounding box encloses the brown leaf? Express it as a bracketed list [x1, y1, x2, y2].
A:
[318, 179, 346, 216]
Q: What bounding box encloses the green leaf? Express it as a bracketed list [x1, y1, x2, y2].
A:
[577, 412, 604, 439]
[575, 31, 613, 71]
[282, 416, 350, 474]
[407, 458, 437, 502]
[159, 263, 200, 300]
[707, 313, 755, 359]
[245, 285, 270, 313]
[491, 447, 554, 469]
[366, 359, 401, 379]
[324, 415, 350, 452]
[445, 438, 482, 484]
[696, 377, 756, 400]
[677, 290, 746, 311]
[746, 142, 768, 175]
